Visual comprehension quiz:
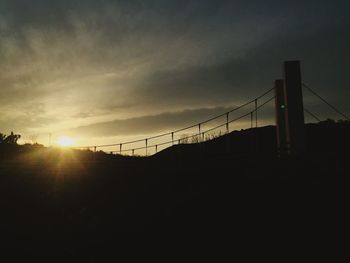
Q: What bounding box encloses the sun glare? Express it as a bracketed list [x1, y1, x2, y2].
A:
[57, 136, 75, 147]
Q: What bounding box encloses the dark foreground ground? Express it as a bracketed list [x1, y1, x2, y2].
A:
[0, 121, 349, 258]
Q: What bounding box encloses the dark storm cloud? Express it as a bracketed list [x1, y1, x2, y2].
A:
[134, 18, 350, 107]
[0, 0, 349, 140]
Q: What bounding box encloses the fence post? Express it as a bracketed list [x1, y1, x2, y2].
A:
[250, 111, 254, 129]
[119, 144, 122, 155]
[283, 61, 306, 156]
[145, 139, 148, 156]
[275, 79, 288, 157]
[255, 99, 258, 128]
[172, 132, 174, 145]
[198, 124, 201, 142]
[226, 113, 229, 133]
[250, 112, 255, 154]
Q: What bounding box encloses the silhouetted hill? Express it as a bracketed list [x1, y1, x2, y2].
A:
[154, 121, 350, 159]
[0, 121, 349, 258]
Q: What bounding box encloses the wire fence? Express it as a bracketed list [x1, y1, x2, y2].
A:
[73, 88, 276, 156]
[21, 81, 347, 156]
[302, 83, 350, 121]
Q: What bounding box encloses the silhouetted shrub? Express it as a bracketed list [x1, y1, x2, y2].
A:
[0, 131, 21, 144]
[319, 119, 335, 125]
[0, 133, 6, 143]
[337, 119, 350, 124]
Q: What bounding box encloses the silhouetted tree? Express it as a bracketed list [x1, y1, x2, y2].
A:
[320, 119, 335, 125]
[337, 119, 350, 124]
[0, 132, 21, 144]
[0, 133, 6, 143]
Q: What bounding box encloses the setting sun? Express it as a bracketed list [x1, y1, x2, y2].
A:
[57, 136, 75, 147]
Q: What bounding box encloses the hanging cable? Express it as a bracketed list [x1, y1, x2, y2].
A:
[95, 95, 276, 155]
[304, 108, 321, 122]
[303, 83, 349, 120]
[73, 88, 276, 150]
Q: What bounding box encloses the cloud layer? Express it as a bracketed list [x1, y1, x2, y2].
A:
[1, 0, 349, 144]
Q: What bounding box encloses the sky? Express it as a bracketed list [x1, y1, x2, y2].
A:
[0, 0, 349, 148]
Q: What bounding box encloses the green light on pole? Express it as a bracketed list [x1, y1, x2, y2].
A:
[281, 104, 286, 109]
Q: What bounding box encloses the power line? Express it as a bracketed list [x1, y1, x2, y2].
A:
[303, 83, 349, 121]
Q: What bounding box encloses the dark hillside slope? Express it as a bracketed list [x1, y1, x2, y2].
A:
[0, 121, 349, 257]
[155, 121, 350, 159]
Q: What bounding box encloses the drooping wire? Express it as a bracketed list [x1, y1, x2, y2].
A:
[303, 83, 349, 121]
[109, 95, 276, 154]
[74, 87, 275, 150]
[304, 108, 321, 122]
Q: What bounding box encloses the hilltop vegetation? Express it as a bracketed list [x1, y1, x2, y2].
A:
[0, 131, 21, 144]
